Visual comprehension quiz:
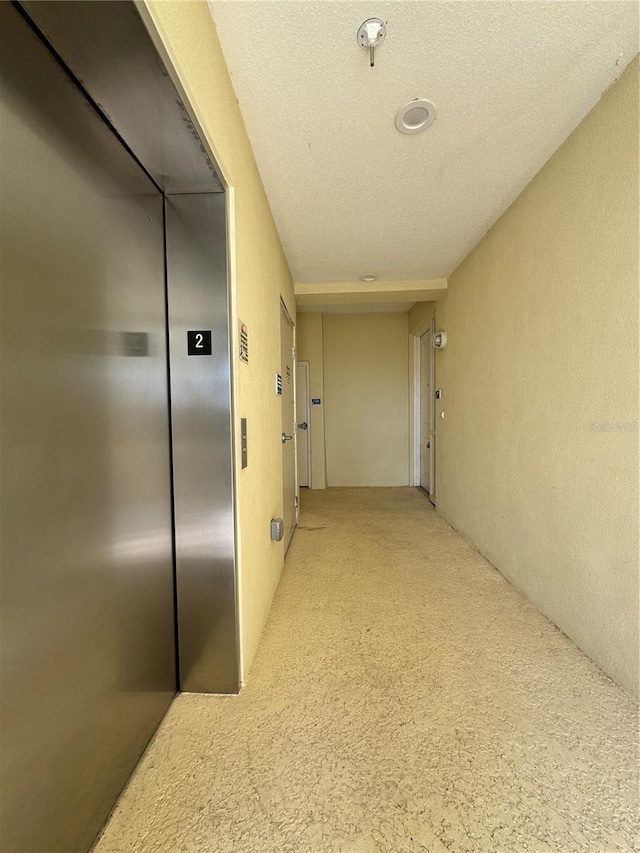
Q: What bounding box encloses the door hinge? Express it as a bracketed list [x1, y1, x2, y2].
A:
[295, 495, 299, 508]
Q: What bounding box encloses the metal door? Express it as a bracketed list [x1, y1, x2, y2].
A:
[20, 0, 239, 696]
[296, 361, 311, 488]
[280, 302, 297, 549]
[165, 193, 239, 693]
[0, 5, 175, 851]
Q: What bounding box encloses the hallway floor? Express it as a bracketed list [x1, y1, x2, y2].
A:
[94, 488, 638, 853]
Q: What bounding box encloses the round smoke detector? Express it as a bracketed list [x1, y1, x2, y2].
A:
[395, 98, 437, 135]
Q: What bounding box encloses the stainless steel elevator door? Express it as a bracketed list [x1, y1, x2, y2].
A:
[0, 6, 176, 851]
[165, 193, 239, 694]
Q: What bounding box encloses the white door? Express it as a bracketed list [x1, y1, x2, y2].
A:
[419, 331, 431, 492]
[296, 361, 310, 488]
[420, 320, 436, 502]
[280, 301, 297, 550]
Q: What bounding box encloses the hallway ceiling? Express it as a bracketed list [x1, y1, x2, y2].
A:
[210, 1, 638, 284]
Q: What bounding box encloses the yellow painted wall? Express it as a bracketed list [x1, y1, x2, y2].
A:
[142, 0, 295, 682]
[296, 313, 326, 489]
[324, 314, 410, 487]
[409, 302, 436, 335]
[295, 280, 447, 309]
[435, 59, 639, 696]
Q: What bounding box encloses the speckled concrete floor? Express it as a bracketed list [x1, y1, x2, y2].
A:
[94, 488, 638, 853]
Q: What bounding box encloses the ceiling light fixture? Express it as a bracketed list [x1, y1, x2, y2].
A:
[359, 274, 379, 282]
[395, 98, 437, 135]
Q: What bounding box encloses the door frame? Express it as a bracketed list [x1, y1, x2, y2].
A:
[412, 336, 421, 486]
[296, 360, 311, 489]
[280, 297, 299, 537]
[411, 315, 437, 501]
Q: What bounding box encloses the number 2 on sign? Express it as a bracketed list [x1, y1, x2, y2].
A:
[187, 330, 212, 355]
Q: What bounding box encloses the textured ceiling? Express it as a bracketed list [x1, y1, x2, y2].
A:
[210, 1, 638, 284]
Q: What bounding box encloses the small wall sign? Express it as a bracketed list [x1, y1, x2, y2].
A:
[276, 374, 283, 395]
[239, 322, 248, 363]
[311, 398, 321, 405]
[187, 330, 212, 355]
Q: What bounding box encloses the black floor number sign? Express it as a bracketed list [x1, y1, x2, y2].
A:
[187, 330, 212, 355]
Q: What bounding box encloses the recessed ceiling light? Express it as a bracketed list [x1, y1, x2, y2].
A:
[395, 98, 437, 135]
[359, 274, 379, 282]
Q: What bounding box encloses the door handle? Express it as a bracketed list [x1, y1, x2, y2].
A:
[282, 433, 293, 443]
[297, 422, 308, 430]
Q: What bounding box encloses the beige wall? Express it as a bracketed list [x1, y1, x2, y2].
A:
[296, 313, 326, 489]
[409, 301, 436, 335]
[324, 313, 410, 487]
[143, 1, 295, 682]
[435, 59, 639, 696]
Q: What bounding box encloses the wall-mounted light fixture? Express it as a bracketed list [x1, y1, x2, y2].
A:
[357, 18, 386, 67]
[432, 331, 447, 349]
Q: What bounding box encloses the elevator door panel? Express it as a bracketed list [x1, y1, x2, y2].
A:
[165, 193, 239, 694]
[0, 6, 175, 851]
